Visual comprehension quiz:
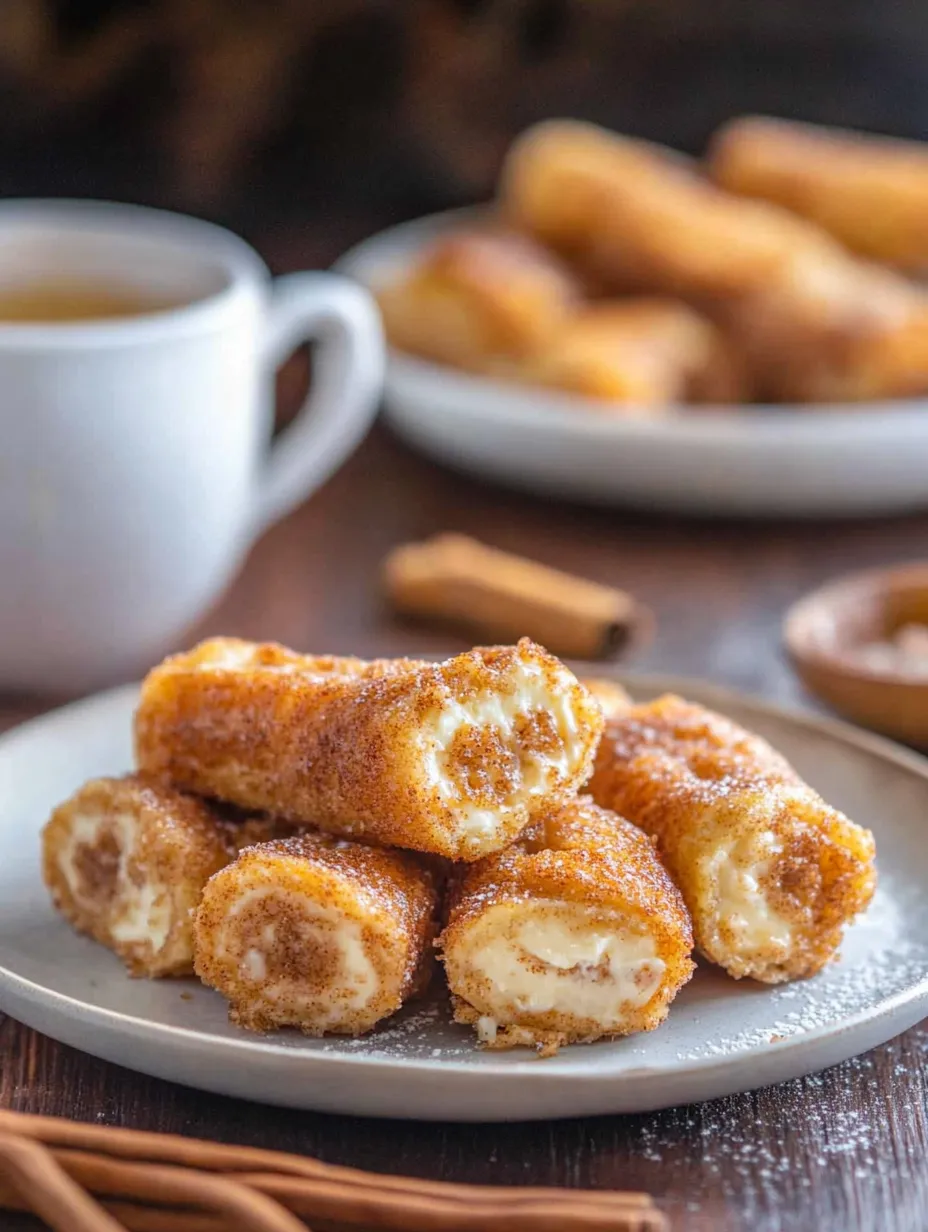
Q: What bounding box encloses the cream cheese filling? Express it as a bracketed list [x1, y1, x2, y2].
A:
[704, 827, 793, 955]
[457, 902, 665, 1031]
[109, 879, 172, 950]
[421, 658, 582, 843]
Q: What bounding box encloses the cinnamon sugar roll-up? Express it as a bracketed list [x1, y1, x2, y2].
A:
[503, 118, 928, 403]
[709, 115, 928, 272]
[194, 832, 439, 1036]
[720, 246, 928, 402]
[588, 695, 876, 983]
[377, 228, 580, 372]
[501, 119, 833, 299]
[526, 300, 747, 405]
[440, 797, 694, 1055]
[41, 774, 280, 977]
[134, 637, 603, 861]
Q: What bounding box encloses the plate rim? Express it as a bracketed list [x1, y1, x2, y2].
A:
[1, 673, 927, 1091]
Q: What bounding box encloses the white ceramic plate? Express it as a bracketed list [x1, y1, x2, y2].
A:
[1, 677, 926, 1121]
[338, 210, 928, 517]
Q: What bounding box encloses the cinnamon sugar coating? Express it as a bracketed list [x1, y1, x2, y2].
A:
[41, 774, 272, 977]
[526, 300, 747, 406]
[440, 796, 694, 1055]
[135, 637, 603, 861]
[377, 227, 581, 373]
[588, 695, 876, 983]
[709, 115, 928, 272]
[502, 119, 928, 403]
[194, 832, 440, 1036]
[501, 119, 834, 298]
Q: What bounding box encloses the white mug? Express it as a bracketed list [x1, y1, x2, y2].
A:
[0, 201, 384, 693]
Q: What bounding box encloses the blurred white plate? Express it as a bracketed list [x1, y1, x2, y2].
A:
[1, 677, 926, 1121]
[338, 210, 928, 517]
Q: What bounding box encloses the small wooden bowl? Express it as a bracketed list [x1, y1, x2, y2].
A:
[784, 562, 928, 747]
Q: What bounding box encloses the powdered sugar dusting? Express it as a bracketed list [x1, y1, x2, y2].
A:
[303, 875, 927, 1073]
[674, 882, 925, 1061]
[316, 999, 474, 1060]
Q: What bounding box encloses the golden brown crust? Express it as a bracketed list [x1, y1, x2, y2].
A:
[439, 796, 694, 1053]
[724, 246, 928, 402]
[709, 115, 928, 271]
[135, 637, 603, 861]
[194, 832, 440, 1035]
[588, 695, 877, 982]
[500, 119, 835, 300]
[377, 227, 580, 372]
[526, 300, 748, 406]
[41, 774, 244, 977]
[501, 119, 928, 403]
[446, 798, 692, 930]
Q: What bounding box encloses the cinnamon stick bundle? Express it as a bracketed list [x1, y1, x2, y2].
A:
[383, 534, 652, 660]
[0, 1110, 666, 1232]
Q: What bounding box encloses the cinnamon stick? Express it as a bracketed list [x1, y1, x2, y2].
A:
[383, 534, 652, 661]
[0, 1184, 234, 1232]
[51, 1152, 306, 1232]
[0, 1110, 666, 1232]
[0, 1135, 124, 1232]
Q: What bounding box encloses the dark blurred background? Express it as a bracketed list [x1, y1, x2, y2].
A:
[2, 0, 926, 264]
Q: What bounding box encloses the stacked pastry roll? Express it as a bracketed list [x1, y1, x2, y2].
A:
[193, 832, 440, 1036]
[42, 774, 277, 978]
[42, 635, 876, 1054]
[133, 636, 603, 861]
[378, 223, 746, 408]
[502, 119, 928, 404]
[588, 694, 877, 983]
[440, 797, 694, 1054]
[708, 116, 928, 273]
[378, 114, 928, 407]
[45, 635, 640, 1047]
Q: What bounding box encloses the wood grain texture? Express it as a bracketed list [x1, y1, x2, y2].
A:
[3, 414, 928, 1232]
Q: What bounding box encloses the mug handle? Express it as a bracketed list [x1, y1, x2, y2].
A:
[253, 272, 384, 534]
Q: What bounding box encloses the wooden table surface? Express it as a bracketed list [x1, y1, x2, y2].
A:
[2, 422, 928, 1232]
